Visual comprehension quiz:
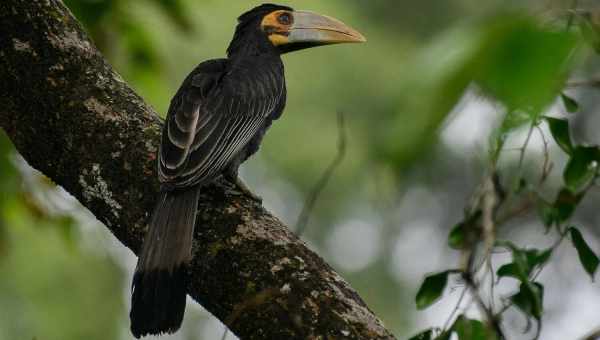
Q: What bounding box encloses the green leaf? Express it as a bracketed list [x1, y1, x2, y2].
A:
[563, 146, 599, 192]
[511, 282, 544, 320]
[497, 263, 521, 280]
[496, 241, 529, 281]
[416, 271, 451, 310]
[545, 117, 573, 154]
[526, 248, 553, 268]
[539, 188, 586, 227]
[496, 244, 552, 281]
[538, 199, 558, 228]
[408, 329, 433, 340]
[449, 214, 482, 250]
[449, 223, 465, 249]
[569, 227, 600, 279]
[474, 16, 577, 112]
[452, 316, 496, 340]
[561, 93, 580, 113]
[554, 189, 585, 223]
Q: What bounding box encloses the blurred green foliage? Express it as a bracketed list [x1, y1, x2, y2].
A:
[0, 132, 124, 340]
[473, 16, 576, 112]
[408, 5, 600, 336]
[377, 13, 578, 169]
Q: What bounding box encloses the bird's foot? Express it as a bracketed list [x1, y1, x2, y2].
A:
[221, 176, 262, 203]
[235, 177, 263, 203]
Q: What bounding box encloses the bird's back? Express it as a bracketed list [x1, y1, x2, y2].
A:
[158, 55, 286, 190]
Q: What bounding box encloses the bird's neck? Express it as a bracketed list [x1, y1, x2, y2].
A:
[226, 28, 280, 60]
[227, 50, 283, 77]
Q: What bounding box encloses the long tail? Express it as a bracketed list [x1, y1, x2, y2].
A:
[130, 186, 201, 338]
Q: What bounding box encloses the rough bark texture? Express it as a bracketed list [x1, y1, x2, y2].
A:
[0, 1, 396, 339]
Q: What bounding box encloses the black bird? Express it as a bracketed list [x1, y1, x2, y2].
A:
[130, 3, 365, 338]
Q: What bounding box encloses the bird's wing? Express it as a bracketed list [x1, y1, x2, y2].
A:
[158, 59, 282, 188]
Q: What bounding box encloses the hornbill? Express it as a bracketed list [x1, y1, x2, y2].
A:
[129, 3, 365, 338]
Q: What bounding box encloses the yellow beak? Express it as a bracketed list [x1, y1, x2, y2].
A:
[281, 11, 366, 52]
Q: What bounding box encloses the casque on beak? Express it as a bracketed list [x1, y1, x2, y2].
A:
[289, 11, 366, 44]
[278, 11, 366, 53]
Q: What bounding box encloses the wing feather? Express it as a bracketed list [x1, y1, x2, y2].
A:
[158, 58, 283, 188]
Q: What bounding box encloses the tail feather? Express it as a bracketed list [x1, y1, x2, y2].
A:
[130, 186, 201, 338]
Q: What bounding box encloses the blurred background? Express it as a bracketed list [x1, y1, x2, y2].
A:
[2, 0, 600, 339]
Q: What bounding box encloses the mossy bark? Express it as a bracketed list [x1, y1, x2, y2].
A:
[0, 1, 396, 339]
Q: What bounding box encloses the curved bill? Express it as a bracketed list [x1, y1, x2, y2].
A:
[287, 11, 367, 46]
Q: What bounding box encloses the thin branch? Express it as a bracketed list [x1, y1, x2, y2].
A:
[487, 259, 496, 311]
[482, 175, 498, 262]
[534, 319, 543, 340]
[536, 125, 553, 185]
[566, 0, 580, 30]
[296, 112, 347, 236]
[567, 77, 600, 88]
[519, 123, 536, 170]
[581, 326, 600, 340]
[462, 270, 506, 340]
[442, 287, 468, 331]
[496, 193, 536, 225]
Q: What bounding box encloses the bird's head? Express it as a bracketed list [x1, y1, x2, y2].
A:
[227, 4, 366, 56]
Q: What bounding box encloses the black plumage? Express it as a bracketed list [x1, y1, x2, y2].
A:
[158, 56, 286, 189]
[130, 5, 289, 338]
[129, 3, 365, 338]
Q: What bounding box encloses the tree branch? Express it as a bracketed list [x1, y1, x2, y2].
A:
[0, 1, 395, 339]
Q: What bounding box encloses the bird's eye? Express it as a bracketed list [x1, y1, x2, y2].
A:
[277, 12, 293, 25]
